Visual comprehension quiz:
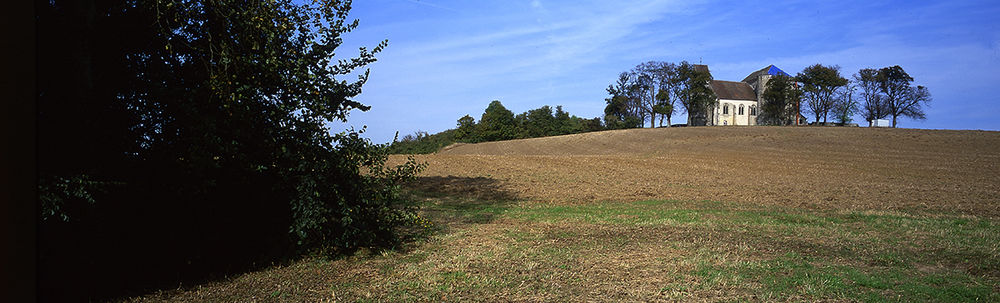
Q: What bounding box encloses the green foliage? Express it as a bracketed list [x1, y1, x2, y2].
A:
[477, 100, 520, 142]
[759, 74, 801, 125]
[454, 115, 478, 142]
[876, 65, 931, 127]
[389, 101, 605, 154]
[388, 129, 458, 154]
[39, 175, 118, 222]
[518, 105, 557, 138]
[37, 0, 424, 299]
[291, 130, 427, 250]
[604, 72, 643, 129]
[675, 61, 717, 125]
[796, 64, 848, 124]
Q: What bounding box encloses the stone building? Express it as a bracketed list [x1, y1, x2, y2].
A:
[694, 64, 799, 126]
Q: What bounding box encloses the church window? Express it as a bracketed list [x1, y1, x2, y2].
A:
[723, 104, 729, 115]
[739, 104, 745, 115]
[750, 106, 757, 115]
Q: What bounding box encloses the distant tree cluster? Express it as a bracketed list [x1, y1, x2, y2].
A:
[389, 100, 603, 153]
[759, 64, 930, 127]
[604, 61, 717, 128]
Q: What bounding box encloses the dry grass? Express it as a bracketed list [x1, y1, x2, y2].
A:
[128, 127, 1000, 302]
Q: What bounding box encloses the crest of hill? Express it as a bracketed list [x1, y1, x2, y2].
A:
[436, 127, 1000, 157]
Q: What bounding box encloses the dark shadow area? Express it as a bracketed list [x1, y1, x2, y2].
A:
[404, 176, 519, 227]
[407, 175, 519, 201]
[38, 175, 297, 302]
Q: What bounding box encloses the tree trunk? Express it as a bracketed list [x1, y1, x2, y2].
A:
[892, 115, 898, 128]
[666, 115, 671, 127]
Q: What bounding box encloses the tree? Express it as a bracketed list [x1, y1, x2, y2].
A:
[658, 63, 680, 127]
[38, 0, 424, 299]
[877, 65, 931, 127]
[675, 62, 717, 126]
[519, 105, 556, 138]
[632, 61, 677, 128]
[455, 115, 478, 142]
[553, 105, 573, 134]
[653, 89, 673, 127]
[478, 100, 519, 141]
[632, 69, 656, 128]
[833, 82, 858, 124]
[797, 64, 848, 124]
[759, 74, 801, 125]
[855, 68, 888, 124]
[604, 72, 641, 129]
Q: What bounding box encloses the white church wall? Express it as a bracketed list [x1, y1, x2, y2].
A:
[715, 99, 757, 126]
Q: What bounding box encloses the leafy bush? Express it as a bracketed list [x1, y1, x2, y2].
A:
[37, 0, 425, 300]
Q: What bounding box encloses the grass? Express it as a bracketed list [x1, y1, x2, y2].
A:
[132, 193, 1000, 302]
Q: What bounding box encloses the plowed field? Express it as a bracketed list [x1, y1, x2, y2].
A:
[135, 127, 1000, 302]
[406, 127, 1000, 217]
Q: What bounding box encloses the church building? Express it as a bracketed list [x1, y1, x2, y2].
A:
[694, 64, 798, 126]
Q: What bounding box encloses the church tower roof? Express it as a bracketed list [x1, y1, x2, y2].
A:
[741, 65, 790, 83]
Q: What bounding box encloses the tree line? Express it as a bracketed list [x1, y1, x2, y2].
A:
[38, 0, 422, 301]
[761, 64, 931, 127]
[390, 60, 726, 154]
[606, 61, 931, 128]
[391, 62, 933, 155]
[390, 100, 604, 153]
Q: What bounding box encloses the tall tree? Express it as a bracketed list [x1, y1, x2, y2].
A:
[675, 62, 717, 126]
[796, 64, 848, 124]
[833, 82, 858, 124]
[633, 61, 677, 128]
[759, 74, 801, 125]
[631, 68, 656, 128]
[656, 62, 679, 127]
[554, 105, 572, 134]
[855, 68, 888, 124]
[455, 115, 478, 142]
[877, 65, 931, 127]
[604, 72, 641, 129]
[478, 100, 519, 141]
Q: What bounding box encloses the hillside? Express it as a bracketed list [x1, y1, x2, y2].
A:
[437, 126, 999, 157]
[408, 127, 1000, 217]
[142, 126, 1000, 301]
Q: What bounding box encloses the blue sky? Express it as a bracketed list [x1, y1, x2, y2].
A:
[332, 0, 1000, 144]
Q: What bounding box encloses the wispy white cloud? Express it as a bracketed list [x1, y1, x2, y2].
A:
[401, 0, 459, 13]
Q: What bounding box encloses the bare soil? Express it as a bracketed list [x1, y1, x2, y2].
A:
[407, 127, 1000, 217]
[130, 127, 1000, 302]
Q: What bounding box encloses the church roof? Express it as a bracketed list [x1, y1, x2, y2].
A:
[741, 65, 790, 83]
[710, 80, 757, 101]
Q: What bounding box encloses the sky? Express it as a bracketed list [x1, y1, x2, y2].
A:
[330, 0, 1000, 144]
